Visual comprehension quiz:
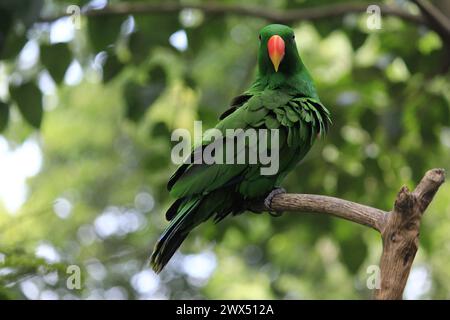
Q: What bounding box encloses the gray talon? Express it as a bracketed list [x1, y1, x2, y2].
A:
[264, 187, 286, 216]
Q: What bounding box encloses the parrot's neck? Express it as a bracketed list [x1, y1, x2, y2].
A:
[253, 65, 318, 99]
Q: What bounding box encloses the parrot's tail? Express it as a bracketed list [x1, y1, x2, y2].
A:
[150, 197, 202, 273]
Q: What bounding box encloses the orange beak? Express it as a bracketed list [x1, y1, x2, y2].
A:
[267, 35, 285, 72]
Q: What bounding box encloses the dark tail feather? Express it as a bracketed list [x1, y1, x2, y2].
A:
[150, 198, 201, 273]
[151, 233, 188, 273]
[165, 197, 184, 221]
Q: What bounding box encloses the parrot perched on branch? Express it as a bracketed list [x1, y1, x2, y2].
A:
[150, 24, 331, 272]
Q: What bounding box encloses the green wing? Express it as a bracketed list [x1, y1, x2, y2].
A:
[168, 90, 331, 199]
[237, 93, 331, 196]
[152, 90, 331, 272]
[168, 94, 253, 198]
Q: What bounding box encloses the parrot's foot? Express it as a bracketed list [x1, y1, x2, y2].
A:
[264, 187, 286, 217]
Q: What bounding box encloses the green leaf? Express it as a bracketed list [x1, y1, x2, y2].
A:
[124, 66, 167, 122]
[40, 43, 71, 84]
[128, 31, 151, 65]
[14, 0, 44, 27]
[10, 82, 43, 128]
[134, 15, 180, 46]
[359, 108, 378, 134]
[0, 7, 12, 32]
[0, 8, 13, 54]
[186, 17, 226, 54]
[0, 31, 27, 60]
[315, 19, 341, 38]
[129, 14, 180, 63]
[148, 65, 167, 87]
[124, 82, 149, 122]
[87, 15, 124, 52]
[183, 72, 196, 90]
[340, 235, 368, 274]
[345, 27, 367, 50]
[151, 121, 171, 139]
[102, 52, 124, 83]
[0, 101, 9, 132]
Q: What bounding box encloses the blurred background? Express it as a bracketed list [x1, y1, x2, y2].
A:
[0, 0, 449, 300]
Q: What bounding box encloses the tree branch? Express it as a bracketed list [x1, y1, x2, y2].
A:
[375, 168, 445, 299]
[40, 2, 426, 27]
[411, 0, 450, 42]
[410, 0, 450, 73]
[253, 168, 445, 300]
[252, 193, 387, 232]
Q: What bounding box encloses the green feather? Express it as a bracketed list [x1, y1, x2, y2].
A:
[265, 115, 280, 129]
[286, 108, 300, 122]
[151, 24, 332, 273]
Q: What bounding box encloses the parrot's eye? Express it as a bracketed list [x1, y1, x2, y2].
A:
[258, 35, 261, 41]
[292, 35, 295, 39]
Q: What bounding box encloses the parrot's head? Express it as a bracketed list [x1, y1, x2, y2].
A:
[257, 24, 301, 76]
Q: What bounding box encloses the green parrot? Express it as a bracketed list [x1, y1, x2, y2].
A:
[150, 24, 331, 272]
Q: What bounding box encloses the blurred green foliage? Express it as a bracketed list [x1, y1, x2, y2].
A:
[0, 0, 449, 299]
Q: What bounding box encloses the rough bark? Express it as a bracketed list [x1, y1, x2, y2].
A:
[375, 168, 445, 299]
[255, 168, 445, 300]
